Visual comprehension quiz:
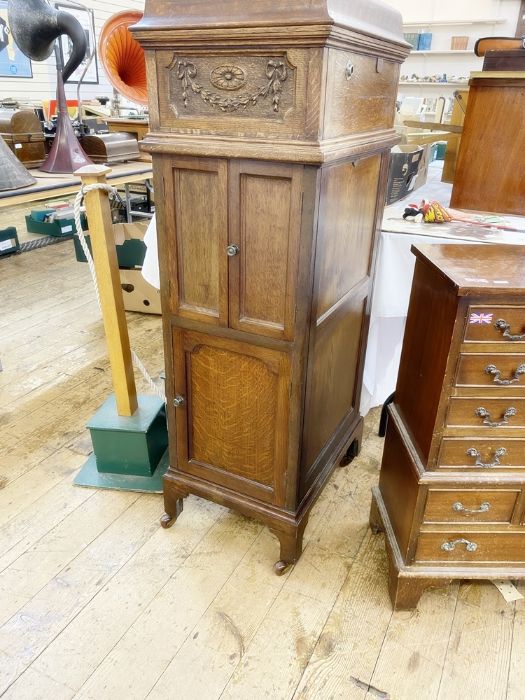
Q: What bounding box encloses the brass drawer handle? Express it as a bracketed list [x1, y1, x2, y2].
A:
[475, 406, 517, 427]
[441, 538, 478, 553]
[466, 447, 506, 468]
[495, 319, 525, 341]
[485, 363, 525, 385]
[226, 244, 240, 257]
[173, 395, 185, 407]
[452, 501, 490, 515]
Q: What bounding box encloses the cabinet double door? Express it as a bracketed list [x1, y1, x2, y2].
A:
[161, 156, 305, 506]
[162, 156, 304, 340]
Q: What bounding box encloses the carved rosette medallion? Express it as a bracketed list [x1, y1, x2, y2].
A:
[167, 55, 294, 118]
[210, 65, 246, 91]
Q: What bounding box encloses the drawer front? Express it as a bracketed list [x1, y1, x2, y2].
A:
[438, 438, 525, 470]
[416, 531, 525, 563]
[446, 397, 525, 429]
[456, 354, 525, 390]
[323, 49, 399, 139]
[465, 306, 525, 344]
[423, 489, 519, 524]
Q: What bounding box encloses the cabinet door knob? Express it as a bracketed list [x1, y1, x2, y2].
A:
[441, 538, 478, 553]
[173, 395, 185, 407]
[226, 244, 240, 257]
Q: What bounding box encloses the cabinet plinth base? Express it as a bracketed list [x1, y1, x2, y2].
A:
[370, 486, 525, 610]
[161, 418, 363, 571]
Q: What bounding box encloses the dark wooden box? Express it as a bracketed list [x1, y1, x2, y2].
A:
[0, 109, 45, 168]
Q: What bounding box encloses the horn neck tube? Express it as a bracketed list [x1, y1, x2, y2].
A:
[8, 0, 87, 81]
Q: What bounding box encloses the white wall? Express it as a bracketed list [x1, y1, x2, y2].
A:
[0, 0, 144, 104]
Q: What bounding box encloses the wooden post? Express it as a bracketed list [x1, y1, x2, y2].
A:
[77, 164, 138, 417]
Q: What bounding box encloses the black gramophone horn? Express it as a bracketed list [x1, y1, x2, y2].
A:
[8, 0, 93, 173]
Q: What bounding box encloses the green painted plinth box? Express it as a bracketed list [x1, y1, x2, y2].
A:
[87, 394, 168, 476]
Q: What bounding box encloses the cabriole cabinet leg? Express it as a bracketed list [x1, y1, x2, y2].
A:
[271, 516, 309, 576]
[160, 485, 187, 529]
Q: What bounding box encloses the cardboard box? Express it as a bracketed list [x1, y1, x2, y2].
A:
[414, 143, 431, 191]
[385, 145, 424, 205]
[73, 221, 147, 269]
[120, 268, 161, 314]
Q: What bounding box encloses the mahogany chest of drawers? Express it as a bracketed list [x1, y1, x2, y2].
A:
[372, 244, 525, 609]
[133, 2, 409, 572]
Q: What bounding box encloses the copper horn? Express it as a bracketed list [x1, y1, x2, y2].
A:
[98, 11, 148, 105]
[7, 0, 93, 173]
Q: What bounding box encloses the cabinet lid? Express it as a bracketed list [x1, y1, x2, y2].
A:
[412, 244, 525, 296]
[133, 0, 406, 46]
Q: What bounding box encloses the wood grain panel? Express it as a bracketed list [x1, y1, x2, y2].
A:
[302, 294, 365, 473]
[395, 259, 460, 462]
[451, 80, 525, 215]
[166, 158, 228, 324]
[416, 531, 525, 563]
[314, 156, 380, 320]
[173, 329, 290, 504]
[322, 49, 399, 140]
[377, 406, 421, 561]
[229, 160, 302, 339]
[424, 490, 519, 524]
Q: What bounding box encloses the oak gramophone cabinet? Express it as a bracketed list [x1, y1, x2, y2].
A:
[133, 1, 409, 572]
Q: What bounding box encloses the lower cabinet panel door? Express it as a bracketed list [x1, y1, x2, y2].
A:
[172, 329, 291, 505]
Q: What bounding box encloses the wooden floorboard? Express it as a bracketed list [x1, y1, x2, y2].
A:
[0, 240, 520, 700]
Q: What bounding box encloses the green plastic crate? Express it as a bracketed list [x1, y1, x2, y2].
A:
[0, 227, 20, 256]
[73, 233, 146, 269]
[25, 213, 87, 238]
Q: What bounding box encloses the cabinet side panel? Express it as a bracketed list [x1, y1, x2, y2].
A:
[395, 260, 458, 462]
[323, 49, 399, 140]
[378, 409, 421, 561]
[302, 294, 365, 480]
[314, 156, 381, 320]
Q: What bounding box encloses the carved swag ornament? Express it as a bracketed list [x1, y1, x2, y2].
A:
[169, 57, 289, 113]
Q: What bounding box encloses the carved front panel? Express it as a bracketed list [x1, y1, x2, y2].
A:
[154, 49, 315, 140]
[229, 160, 302, 340]
[173, 330, 291, 505]
[168, 54, 295, 120]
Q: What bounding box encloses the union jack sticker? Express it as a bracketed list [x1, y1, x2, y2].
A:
[469, 312, 493, 325]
